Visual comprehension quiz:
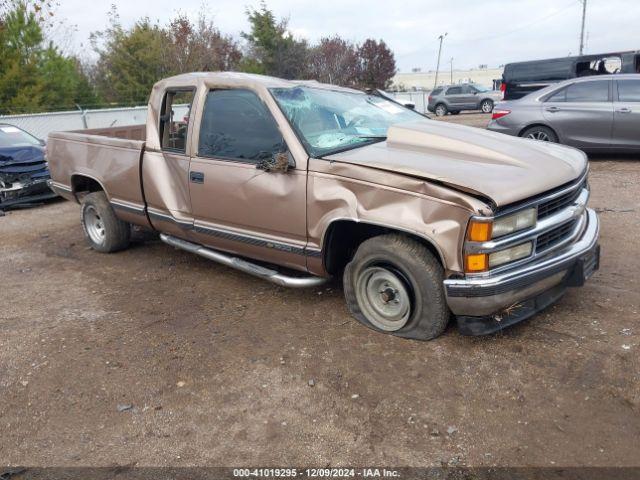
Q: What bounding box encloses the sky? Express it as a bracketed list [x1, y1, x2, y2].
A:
[51, 0, 639, 73]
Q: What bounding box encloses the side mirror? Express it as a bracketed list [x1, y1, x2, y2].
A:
[256, 151, 292, 173]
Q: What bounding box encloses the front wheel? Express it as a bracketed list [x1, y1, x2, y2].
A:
[343, 234, 450, 340]
[480, 99, 494, 113]
[81, 192, 131, 253]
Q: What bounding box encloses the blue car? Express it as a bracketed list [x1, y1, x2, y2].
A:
[0, 124, 57, 210]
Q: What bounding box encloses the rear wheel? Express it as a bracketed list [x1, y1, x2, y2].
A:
[434, 103, 448, 117]
[480, 99, 494, 113]
[81, 192, 131, 253]
[521, 125, 558, 143]
[343, 234, 450, 340]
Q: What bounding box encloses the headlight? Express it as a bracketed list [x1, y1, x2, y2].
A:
[488, 242, 533, 268]
[464, 208, 538, 273]
[466, 208, 537, 242]
[492, 208, 537, 238]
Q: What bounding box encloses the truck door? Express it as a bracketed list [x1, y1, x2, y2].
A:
[188, 88, 308, 272]
[142, 88, 198, 239]
[542, 79, 613, 149]
[612, 79, 640, 149]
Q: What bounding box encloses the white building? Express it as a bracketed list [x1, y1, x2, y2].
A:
[392, 66, 504, 91]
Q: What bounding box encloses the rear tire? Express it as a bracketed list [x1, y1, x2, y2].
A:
[520, 125, 558, 143]
[434, 103, 448, 117]
[343, 234, 450, 341]
[81, 192, 130, 253]
[480, 99, 494, 113]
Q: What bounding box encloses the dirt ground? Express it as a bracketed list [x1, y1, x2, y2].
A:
[1, 113, 639, 468]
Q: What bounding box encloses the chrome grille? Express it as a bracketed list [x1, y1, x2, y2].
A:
[536, 219, 578, 253]
[537, 180, 585, 219]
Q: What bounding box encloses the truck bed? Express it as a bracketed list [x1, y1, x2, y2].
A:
[47, 124, 149, 225]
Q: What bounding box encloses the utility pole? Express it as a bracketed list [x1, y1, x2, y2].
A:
[434, 33, 447, 89]
[450, 57, 454, 84]
[579, 0, 587, 55]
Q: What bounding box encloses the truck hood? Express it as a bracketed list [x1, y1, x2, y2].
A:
[324, 120, 587, 207]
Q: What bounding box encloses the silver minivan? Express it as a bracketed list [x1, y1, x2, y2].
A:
[488, 74, 640, 152]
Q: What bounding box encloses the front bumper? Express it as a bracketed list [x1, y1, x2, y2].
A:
[0, 177, 57, 210]
[443, 208, 600, 335]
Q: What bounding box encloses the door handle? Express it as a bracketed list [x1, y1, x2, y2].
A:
[615, 107, 632, 114]
[190, 171, 204, 184]
[545, 106, 561, 112]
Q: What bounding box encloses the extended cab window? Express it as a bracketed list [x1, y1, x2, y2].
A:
[198, 89, 283, 162]
[160, 89, 195, 153]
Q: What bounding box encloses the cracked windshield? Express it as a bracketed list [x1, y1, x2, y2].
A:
[270, 87, 425, 157]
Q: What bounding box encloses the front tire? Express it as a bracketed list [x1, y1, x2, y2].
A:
[81, 192, 131, 253]
[520, 125, 558, 143]
[343, 234, 450, 340]
[480, 99, 494, 113]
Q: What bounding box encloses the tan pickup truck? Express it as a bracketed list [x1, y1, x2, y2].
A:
[47, 72, 600, 339]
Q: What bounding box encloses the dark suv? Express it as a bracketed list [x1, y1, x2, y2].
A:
[427, 83, 501, 116]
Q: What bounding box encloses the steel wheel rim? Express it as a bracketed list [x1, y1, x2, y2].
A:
[85, 205, 106, 245]
[435, 106, 446, 116]
[356, 266, 411, 331]
[527, 131, 550, 141]
[481, 101, 492, 113]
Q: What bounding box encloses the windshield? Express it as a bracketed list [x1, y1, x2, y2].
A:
[270, 86, 426, 157]
[0, 125, 41, 148]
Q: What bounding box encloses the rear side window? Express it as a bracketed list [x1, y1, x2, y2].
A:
[431, 88, 443, 96]
[198, 89, 283, 162]
[446, 87, 462, 95]
[159, 89, 195, 153]
[617, 80, 640, 101]
[565, 81, 609, 102]
[546, 81, 609, 103]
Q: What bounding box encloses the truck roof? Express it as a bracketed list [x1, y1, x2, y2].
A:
[155, 71, 361, 94]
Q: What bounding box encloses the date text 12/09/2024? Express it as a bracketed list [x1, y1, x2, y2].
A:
[233, 468, 400, 478]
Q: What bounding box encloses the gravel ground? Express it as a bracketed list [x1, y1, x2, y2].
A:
[1, 114, 639, 468]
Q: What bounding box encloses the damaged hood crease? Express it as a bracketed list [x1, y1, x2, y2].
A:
[324, 120, 587, 207]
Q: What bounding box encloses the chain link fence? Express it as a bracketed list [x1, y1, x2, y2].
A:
[0, 105, 189, 140]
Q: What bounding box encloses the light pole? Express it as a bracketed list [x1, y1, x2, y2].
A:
[434, 33, 447, 89]
[579, 0, 587, 55]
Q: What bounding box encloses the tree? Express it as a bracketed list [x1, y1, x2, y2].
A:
[91, 9, 169, 104]
[91, 7, 243, 104]
[0, 0, 97, 113]
[167, 13, 242, 73]
[241, 2, 309, 79]
[356, 38, 397, 89]
[309, 36, 360, 86]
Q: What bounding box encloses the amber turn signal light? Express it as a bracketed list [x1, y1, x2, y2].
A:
[465, 253, 488, 273]
[467, 220, 492, 242]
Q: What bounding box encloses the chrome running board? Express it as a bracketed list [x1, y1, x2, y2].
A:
[160, 234, 328, 288]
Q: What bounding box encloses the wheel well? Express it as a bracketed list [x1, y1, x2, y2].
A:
[322, 220, 444, 276]
[518, 123, 557, 138]
[71, 175, 104, 201]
